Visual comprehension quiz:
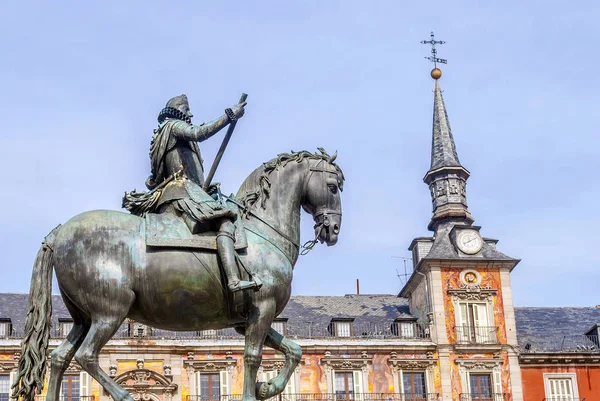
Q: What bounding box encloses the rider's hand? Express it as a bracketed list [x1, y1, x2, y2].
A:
[231, 101, 246, 119]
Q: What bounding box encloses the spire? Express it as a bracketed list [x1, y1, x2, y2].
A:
[429, 80, 461, 170]
[423, 72, 473, 231]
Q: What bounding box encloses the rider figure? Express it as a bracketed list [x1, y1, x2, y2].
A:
[146, 94, 258, 292]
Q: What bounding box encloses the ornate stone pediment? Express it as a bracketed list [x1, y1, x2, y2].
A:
[113, 366, 177, 401]
[184, 358, 237, 372]
[388, 352, 436, 371]
[456, 358, 502, 370]
[0, 360, 18, 372]
[260, 358, 286, 372]
[320, 354, 370, 372]
[448, 284, 497, 301]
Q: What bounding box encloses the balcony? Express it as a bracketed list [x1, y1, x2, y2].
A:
[522, 335, 599, 353]
[33, 397, 96, 401]
[459, 394, 508, 401]
[186, 394, 439, 401]
[543, 398, 586, 401]
[455, 326, 498, 345]
[11, 321, 429, 341]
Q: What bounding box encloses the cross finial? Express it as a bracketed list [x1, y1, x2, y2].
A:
[421, 31, 447, 68]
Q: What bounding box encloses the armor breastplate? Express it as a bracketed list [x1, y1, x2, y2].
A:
[164, 139, 205, 186]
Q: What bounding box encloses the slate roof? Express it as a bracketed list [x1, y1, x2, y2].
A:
[515, 307, 600, 352]
[0, 293, 412, 338]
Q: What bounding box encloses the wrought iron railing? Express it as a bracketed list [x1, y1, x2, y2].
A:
[33, 396, 96, 401]
[24, 321, 430, 341]
[522, 335, 600, 353]
[187, 394, 439, 401]
[455, 326, 498, 345]
[543, 398, 586, 401]
[459, 394, 507, 401]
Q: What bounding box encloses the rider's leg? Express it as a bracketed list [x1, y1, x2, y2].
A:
[217, 219, 258, 292]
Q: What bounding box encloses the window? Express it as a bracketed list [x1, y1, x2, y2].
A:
[271, 319, 287, 335]
[59, 319, 74, 338]
[0, 375, 9, 401]
[196, 371, 229, 400]
[334, 371, 363, 401]
[199, 373, 220, 400]
[457, 303, 495, 344]
[329, 319, 353, 337]
[62, 374, 80, 401]
[402, 372, 427, 401]
[544, 374, 578, 401]
[198, 330, 219, 338]
[0, 319, 12, 338]
[469, 374, 492, 401]
[392, 320, 417, 338]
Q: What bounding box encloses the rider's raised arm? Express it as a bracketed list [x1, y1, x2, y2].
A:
[170, 115, 230, 142]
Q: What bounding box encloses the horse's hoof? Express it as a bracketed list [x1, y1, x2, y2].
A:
[256, 381, 271, 400]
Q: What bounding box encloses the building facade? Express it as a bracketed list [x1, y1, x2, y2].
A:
[0, 72, 599, 401]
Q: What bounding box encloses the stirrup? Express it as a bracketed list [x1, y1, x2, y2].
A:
[229, 280, 260, 292]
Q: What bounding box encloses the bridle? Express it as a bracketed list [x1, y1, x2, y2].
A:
[225, 159, 342, 259]
[299, 160, 342, 255]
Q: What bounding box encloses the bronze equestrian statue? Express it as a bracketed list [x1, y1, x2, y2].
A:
[11, 94, 345, 401]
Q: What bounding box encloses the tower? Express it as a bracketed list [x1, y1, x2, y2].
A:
[399, 35, 524, 401]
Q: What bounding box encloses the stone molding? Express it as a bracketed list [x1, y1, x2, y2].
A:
[113, 362, 178, 401]
[183, 358, 237, 373]
[456, 358, 502, 370]
[448, 283, 497, 301]
[320, 353, 370, 373]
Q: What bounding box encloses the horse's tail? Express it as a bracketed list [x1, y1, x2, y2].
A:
[12, 225, 61, 401]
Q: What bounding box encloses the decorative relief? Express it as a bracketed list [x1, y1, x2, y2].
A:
[456, 358, 502, 370]
[320, 356, 370, 373]
[388, 352, 436, 371]
[113, 365, 178, 401]
[261, 358, 286, 372]
[0, 360, 18, 372]
[448, 282, 497, 301]
[460, 270, 481, 287]
[183, 358, 237, 373]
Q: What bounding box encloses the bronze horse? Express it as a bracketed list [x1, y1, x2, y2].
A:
[13, 149, 344, 401]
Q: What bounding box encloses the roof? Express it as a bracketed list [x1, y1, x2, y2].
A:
[515, 307, 600, 352]
[0, 293, 412, 337]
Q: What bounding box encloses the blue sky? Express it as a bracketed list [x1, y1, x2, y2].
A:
[0, 1, 598, 306]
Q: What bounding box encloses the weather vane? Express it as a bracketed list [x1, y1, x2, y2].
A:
[421, 31, 447, 67]
[421, 31, 446, 79]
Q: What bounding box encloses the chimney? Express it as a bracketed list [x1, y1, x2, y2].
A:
[356, 279, 360, 295]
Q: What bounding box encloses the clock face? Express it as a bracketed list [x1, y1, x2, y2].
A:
[456, 229, 483, 254]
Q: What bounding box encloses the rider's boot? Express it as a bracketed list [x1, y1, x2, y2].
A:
[217, 220, 260, 292]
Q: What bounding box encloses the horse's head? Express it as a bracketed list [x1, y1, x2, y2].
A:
[301, 152, 344, 246]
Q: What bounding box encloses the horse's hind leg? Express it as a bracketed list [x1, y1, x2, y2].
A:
[46, 295, 90, 401]
[256, 328, 302, 400]
[74, 291, 135, 401]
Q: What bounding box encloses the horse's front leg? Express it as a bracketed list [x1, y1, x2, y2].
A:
[256, 328, 302, 400]
[241, 299, 276, 401]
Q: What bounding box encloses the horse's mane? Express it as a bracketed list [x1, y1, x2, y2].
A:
[237, 148, 345, 214]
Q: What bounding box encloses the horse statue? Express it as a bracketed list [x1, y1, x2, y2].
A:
[12, 149, 344, 401]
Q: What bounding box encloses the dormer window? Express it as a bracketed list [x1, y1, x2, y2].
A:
[271, 318, 287, 335]
[392, 319, 417, 339]
[58, 318, 73, 338]
[328, 318, 354, 337]
[0, 319, 11, 338]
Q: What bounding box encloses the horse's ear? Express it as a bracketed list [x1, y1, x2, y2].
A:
[329, 151, 337, 163]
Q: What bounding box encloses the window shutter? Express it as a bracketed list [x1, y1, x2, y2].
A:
[196, 372, 201, 396]
[353, 371, 363, 400]
[9, 371, 16, 396]
[219, 370, 230, 398]
[473, 304, 489, 327]
[493, 370, 502, 396]
[80, 372, 90, 397]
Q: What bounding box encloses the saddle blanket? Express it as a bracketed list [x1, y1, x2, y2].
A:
[145, 213, 248, 250]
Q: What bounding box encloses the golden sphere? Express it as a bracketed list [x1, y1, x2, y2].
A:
[430, 68, 442, 80]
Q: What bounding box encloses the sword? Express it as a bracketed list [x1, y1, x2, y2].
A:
[202, 93, 248, 192]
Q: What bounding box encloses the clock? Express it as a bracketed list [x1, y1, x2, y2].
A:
[456, 229, 483, 255]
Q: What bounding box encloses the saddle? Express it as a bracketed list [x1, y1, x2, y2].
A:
[144, 211, 248, 250]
